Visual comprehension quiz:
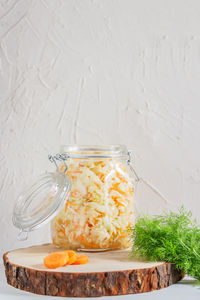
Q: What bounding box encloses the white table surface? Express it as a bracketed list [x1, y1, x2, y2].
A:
[0, 264, 199, 300]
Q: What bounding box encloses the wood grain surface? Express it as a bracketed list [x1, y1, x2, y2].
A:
[3, 244, 184, 297]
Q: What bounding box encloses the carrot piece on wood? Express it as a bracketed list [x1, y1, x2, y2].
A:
[44, 252, 69, 269]
[64, 250, 77, 265]
[72, 254, 89, 265]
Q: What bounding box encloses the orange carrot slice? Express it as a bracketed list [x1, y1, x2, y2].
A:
[64, 250, 77, 265]
[44, 252, 69, 269]
[72, 254, 89, 265]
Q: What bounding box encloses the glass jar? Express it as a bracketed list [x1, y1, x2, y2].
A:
[13, 145, 137, 251]
[51, 145, 136, 250]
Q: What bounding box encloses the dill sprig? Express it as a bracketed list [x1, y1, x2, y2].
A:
[131, 207, 200, 281]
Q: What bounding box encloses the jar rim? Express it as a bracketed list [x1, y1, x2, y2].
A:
[60, 145, 129, 159]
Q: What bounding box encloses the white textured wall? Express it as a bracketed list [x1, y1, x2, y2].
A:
[1, 0, 200, 257]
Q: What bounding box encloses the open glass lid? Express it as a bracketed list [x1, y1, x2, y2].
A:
[12, 154, 71, 240]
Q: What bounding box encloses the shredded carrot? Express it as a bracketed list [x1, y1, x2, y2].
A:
[109, 182, 121, 192]
[113, 182, 121, 188]
[108, 242, 121, 249]
[94, 161, 106, 167]
[112, 196, 126, 207]
[65, 220, 70, 226]
[59, 165, 65, 172]
[58, 228, 66, 235]
[116, 171, 128, 183]
[79, 163, 85, 167]
[87, 192, 93, 200]
[65, 201, 69, 212]
[77, 235, 99, 249]
[72, 254, 89, 265]
[115, 187, 127, 196]
[119, 232, 128, 238]
[94, 161, 101, 166]
[70, 189, 82, 197]
[129, 187, 134, 195]
[99, 173, 105, 183]
[44, 252, 69, 269]
[74, 224, 80, 230]
[57, 219, 63, 225]
[96, 210, 106, 218]
[127, 221, 132, 227]
[67, 170, 82, 174]
[94, 182, 101, 189]
[68, 201, 77, 206]
[64, 250, 77, 265]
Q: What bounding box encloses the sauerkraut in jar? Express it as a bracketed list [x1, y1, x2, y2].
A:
[51, 145, 136, 250]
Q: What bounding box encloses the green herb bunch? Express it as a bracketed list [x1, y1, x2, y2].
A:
[131, 207, 200, 281]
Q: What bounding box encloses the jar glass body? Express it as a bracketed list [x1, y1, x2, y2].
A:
[51, 145, 136, 250]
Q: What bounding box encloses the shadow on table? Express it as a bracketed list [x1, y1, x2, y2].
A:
[178, 277, 200, 287]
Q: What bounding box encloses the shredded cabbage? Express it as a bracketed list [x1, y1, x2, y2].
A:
[51, 159, 134, 249]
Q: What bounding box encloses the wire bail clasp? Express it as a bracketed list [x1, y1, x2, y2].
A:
[127, 150, 140, 183]
[17, 229, 29, 241]
[48, 153, 69, 173]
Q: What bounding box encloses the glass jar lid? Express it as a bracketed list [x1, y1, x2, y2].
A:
[13, 155, 71, 240]
[60, 144, 130, 159]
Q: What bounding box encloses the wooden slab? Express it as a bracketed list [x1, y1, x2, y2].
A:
[3, 244, 184, 297]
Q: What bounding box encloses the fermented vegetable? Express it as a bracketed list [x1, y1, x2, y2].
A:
[51, 159, 134, 249]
